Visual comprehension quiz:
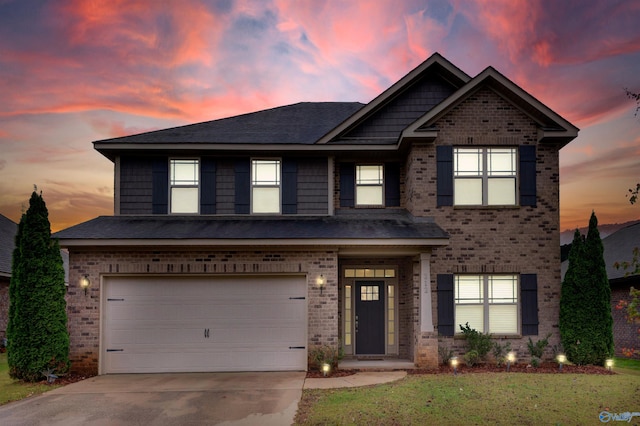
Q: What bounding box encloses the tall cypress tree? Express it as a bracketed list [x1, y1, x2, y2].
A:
[583, 212, 614, 363]
[559, 212, 614, 365]
[7, 190, 69, 381]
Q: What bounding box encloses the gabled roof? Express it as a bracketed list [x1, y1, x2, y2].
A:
[0, 214, 17, 277]
[602, 222, 640, 282]
[94, 102, 364, 160]
[317, 52, 470, 144]
[401, 66, 579, 147]
[53, 211, 449, 249]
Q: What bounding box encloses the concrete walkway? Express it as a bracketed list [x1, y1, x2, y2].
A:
[0, 370, 407, 425]
[304, 371, 407, 389]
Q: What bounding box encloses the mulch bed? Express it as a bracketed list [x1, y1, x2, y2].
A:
[307, 362, 614, 378]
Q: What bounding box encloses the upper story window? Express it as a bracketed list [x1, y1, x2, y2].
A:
[455, 274, 518, 335]
[252, 159, 281, 213]
[170, 159, 199, 213]
[356, 164, 384, 206]
[454, 148, 517, 206]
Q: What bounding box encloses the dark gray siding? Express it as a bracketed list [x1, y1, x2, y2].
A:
[339, 72, 455, 141]
[297, 158, 328, 214]
[119, 156, 153, 214]
[216, 159, 236, 214]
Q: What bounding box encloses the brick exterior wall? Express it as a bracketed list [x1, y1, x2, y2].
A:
[66, 248, 338, 375]
[612, 282, 640, 357]
[406, 87, 563, 366]
[0, 278, 8, 342]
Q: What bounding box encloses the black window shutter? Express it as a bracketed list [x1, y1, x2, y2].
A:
[519, 145, 537, 206]
[384, 163, 401, 207]
[437, 146, 453, 206]
[152, 158, 168, 214]
[234, 159, 250, 214]
[339, 163, 355, 207]
[200, 157, 216, 214]
[282, 159, 297, 214]
[437, 274, 455, 336]
[521, 274, 539, 335]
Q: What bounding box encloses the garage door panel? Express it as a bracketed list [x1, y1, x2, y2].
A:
[103, 275, 307, 373]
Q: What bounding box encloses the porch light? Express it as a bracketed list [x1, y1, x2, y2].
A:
[605, 358, 614, 371]
[80, 275, 90, 295]
[450, 357, 459, 376]
[506, 351, 516, 372]
[316, 274, 326, 295]
[322, 362, 331, 377]
[556, 354, 566, 371]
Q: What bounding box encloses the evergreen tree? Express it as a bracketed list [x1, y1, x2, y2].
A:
[7, 190, 69, 381]
[559, 212, 614, 365]
[583, 212, 614, 363]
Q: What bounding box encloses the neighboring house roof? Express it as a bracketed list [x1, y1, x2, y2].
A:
[602, 222, 640, 282]
[0, 213, 69, 284]
[0, 214, 18, 278]
[53, 211, 449, 248]
[560, 222, 640, 283]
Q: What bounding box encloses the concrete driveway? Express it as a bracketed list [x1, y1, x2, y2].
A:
[0, 372, 306, 425]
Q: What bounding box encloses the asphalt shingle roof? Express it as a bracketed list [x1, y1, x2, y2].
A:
[94, 102, 365, 145]
[0, 214, 17, 276]
[602, 222, 640, 281]
[53, 212, 448, 243]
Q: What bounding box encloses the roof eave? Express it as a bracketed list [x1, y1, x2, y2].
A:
[58, 238, 451, 248]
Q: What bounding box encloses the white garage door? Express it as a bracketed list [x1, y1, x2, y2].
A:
[102, 275, 307, 374]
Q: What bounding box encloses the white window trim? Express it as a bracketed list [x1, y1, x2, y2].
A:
[355, 164, 385, 207]
[251, 158, 282, 214]
[454, 274, 520, 335]
[169, 158, 200, 214]
[453, 147, 518, 206]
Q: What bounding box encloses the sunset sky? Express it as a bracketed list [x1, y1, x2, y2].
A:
[0, 0, 639, 233]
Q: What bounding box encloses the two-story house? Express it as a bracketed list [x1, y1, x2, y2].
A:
[55, 53, 578, 375]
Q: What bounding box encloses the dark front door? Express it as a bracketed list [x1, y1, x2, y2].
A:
[355, 281, 385, 355]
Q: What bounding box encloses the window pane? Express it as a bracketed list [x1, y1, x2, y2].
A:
[171, 160, 199, 185]
[170, 187, 198, 213]
[454, 178, 482, 205]
[489, 275, 517, 303]
[252, 160, 280, 185]
[252, 187, 280, 213]
[488, 148, 516, 176]
[345, 269, 355, 278]
[487, 178, 516, 205]
[454, 148, 482, 176]
[456, 276, 483, 303]
[356, 185, 383, 205]
[489, 305, 518, 334]
[356, 165, 383, 184]
[456, 305, 483, 332]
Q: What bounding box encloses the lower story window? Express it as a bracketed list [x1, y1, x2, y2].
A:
[455, 275, 518, 334]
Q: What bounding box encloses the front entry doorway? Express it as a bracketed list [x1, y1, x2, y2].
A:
[355, 281, 385, 355]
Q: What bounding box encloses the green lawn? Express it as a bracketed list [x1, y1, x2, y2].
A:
[295, 370, 640, 425]
[0, 353, 61, 405]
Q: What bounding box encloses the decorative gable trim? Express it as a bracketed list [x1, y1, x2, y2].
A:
[401, 67, 579, 147]
[316, 53, 470, 144]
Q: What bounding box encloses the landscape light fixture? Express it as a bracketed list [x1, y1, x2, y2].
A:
[556, 354, 566, 371]
[316, 274, 326, 295]
[79, 275, 90, 296]
[322, 362, 331, 377]
[450, 357, 459, 376]
[605, 359, 614, 371]
[506, 351, 516, 372]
